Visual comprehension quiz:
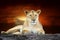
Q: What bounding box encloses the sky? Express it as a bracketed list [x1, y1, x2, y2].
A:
[0, 0, 60, 33]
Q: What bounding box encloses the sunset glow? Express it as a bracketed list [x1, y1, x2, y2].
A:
[16, 16, 26, 21]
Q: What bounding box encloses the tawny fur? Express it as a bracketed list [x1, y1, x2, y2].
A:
[1, 10, 45, 35]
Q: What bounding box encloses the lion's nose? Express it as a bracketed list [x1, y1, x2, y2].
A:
[33, 20, 35, 22]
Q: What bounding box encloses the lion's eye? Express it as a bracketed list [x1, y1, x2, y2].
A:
[35, 15, 37, 16]
[30, 15, 31, 16]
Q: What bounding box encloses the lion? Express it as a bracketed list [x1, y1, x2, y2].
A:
[1, 10, 45, 35]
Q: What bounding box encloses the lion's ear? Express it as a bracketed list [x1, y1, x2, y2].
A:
[24, 10, 29, 15]
[36, 10, 41, 14]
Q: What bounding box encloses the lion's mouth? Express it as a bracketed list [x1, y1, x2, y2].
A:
[31, 21, 36, 25]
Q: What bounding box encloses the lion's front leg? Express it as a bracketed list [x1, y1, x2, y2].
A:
[37, 29, 45, 35]
[22, 30, 30, 35]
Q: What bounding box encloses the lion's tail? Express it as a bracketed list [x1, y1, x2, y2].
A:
[1, 31, 6, 34]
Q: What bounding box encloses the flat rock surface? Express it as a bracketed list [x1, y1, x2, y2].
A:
[0, 34, 60, 40]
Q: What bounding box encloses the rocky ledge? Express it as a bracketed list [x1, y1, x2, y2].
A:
[0, 34, 60, 40]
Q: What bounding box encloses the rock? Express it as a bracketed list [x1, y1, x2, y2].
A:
[0, 34, 60, 40]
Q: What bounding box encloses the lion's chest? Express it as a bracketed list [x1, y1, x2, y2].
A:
[23, 26, 40, 34]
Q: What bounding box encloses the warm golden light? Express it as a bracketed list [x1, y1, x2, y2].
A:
[16, 16, 26, 21]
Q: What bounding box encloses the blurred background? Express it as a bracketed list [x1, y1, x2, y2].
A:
[0, 0, 60, 34]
